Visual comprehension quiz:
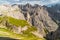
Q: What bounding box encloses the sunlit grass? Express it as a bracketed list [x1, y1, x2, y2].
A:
[8, 17, 30, 27]
[0, 16, 45, 40]
[0, 28, 45, 40]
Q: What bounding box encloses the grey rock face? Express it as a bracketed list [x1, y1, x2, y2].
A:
[46, 4, 60, 40]
[18, 4, 58, 36]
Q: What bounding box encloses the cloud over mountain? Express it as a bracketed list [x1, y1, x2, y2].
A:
[0, 0, 60, 5]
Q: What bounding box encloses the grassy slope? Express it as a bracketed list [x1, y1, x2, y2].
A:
[8, 17, 30, 27]
[0, 16, 45, 40]
[0, 28, 45, 40]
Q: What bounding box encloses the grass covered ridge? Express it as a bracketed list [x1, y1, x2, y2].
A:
[0, 16, 45, 40]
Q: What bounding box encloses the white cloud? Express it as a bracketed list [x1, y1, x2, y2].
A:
[14, 0, 20, 1]
[17, 0, 60, 5]
[0, 1, 10, 4]
[50, 0, 59, 3]
[0, 0, 60, 6]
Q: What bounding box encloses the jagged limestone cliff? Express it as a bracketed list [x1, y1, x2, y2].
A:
[19, 4, 58, 37]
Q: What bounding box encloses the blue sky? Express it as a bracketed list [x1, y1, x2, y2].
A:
[0, 0, 60, 6]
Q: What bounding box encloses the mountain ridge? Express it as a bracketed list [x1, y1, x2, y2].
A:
[0, 4, 60, 40]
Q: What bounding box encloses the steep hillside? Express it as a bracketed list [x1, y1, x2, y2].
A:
[0, 16, 45, 40]
[0, 4, 45, 40]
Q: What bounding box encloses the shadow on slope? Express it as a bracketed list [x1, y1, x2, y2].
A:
[45, 24, 60, 40]
[0, 37, 17, 40]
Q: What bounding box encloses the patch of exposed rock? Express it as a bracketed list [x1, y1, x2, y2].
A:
[0, 4, 25, 20]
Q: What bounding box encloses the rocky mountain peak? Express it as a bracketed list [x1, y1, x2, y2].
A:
[0, 4, 60, 40]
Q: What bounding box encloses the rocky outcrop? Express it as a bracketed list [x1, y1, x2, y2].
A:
[18, 4, 58, 37]
[0, 4, 25, 20]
